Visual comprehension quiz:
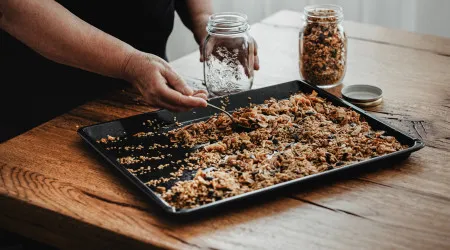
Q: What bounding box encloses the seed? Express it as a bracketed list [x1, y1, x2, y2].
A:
[342, 152, 349, 160]
[365, 133, 374, 139]
[319, 33, 325, 43]
[325, 152, 332, 163]
[331, 49, 337, 58]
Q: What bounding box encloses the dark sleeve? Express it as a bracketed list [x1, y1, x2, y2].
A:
[174, 0, 194, 31]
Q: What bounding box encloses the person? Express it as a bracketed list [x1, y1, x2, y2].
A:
[0, 0, 260, 142]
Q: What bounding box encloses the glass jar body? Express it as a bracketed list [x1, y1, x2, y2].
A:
[203, 13, 255, 97]
[299, 6, 347, 88]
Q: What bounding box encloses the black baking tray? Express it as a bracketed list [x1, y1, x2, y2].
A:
[78, 80, 424, 215]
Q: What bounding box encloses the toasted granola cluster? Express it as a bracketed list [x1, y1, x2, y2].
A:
[300, 8, 347, 86]
[162, 91, 406, 209]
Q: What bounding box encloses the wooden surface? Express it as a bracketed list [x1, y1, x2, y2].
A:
[1, 10, 450, 250]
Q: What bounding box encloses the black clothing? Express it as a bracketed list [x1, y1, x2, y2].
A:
[0, 0, 176, 141]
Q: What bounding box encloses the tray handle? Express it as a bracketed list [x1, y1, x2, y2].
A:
[413, 138, 425, 148]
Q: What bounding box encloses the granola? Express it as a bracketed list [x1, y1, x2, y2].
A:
[299, 7, 347, 86]
[162, 91, 406, 209]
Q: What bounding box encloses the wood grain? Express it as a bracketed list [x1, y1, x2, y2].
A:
[1, 10, 450, 250]
[2, 161, 450, 250]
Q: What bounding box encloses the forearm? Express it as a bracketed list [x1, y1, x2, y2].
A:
[0, 0, 135, 80]
[175, 0, 212, 44]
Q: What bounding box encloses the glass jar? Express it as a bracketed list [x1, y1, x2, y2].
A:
[299, 5, 347, 88]
[203, 12, 255, 96]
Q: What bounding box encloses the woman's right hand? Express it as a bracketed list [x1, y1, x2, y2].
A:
[122, 51, 208, 112]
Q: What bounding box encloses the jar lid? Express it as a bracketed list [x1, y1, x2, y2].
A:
[341, 84, 383, 107]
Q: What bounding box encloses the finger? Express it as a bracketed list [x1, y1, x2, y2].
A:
[158, 91, 207, 112]
[193, 89, 208, 96]
[200, 48, 204, 62]
[138, 76, 192, 112]
[254, 54, 260, 70]
[160, 85, 208, 108]
[253, 39, 260, 70]
[193, 92, 208, 100]
[193, 89, 209, 100]
[199, 42, 206, 62]
[148, 90, 191, 112]
[243, 57, 250, 77]
[163, 92, 208, 108]
[162, 65, 194, 96]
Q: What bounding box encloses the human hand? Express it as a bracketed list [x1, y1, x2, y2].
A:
[199, 35, 260, 72]
[249, 37, 260, 71]
[122, 51, 208, 112]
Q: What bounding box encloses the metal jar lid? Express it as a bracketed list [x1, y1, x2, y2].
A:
[341, 84, 383, 107]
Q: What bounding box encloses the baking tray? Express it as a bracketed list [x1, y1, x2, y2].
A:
[78, 80, 424, 215]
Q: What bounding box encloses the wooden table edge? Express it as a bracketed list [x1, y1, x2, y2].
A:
[0, 163, 169, 250]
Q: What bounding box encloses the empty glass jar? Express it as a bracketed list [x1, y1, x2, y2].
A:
[299, 5, 347, 88]
[203, 12, 255, 96]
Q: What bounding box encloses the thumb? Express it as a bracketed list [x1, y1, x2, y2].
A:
[199, 43, 205, 62]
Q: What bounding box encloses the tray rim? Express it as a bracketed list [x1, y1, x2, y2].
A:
[78, 80, 425, 215]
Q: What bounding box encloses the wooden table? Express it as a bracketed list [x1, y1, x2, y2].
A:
[1, 10, 450, 249]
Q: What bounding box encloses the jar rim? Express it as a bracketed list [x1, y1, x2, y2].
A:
[207, 12, 249, 35]
[303, 4, 344, 21]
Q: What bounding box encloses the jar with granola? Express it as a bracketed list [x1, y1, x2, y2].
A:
[299, 5, 347, 88]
